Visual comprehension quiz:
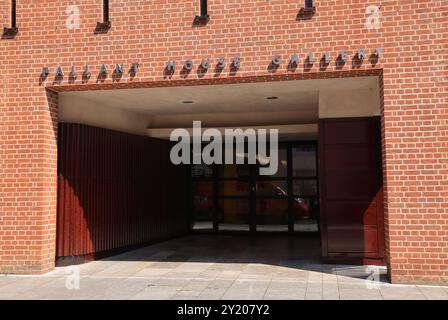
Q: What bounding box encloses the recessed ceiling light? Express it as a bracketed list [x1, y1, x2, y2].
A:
[183, 101, 194, 104]
[266, 96, 278, 100]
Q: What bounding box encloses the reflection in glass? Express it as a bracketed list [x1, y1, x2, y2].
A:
[192, 181, 214, 230]
[191, 164, 214, 178]
[293, 197, 319, 232]
[292, 146, 317, 177]
[256, 180, 288, 230]
[218, 164, 251, 178]
[218, 199, 250, 231]
[293, 179, 318, 197]
[256, 181, 287, 197]
[256, 198, 288, 224]
[191, 143, 320, 233]
[257, 148, 287, 177]
[218, 181, 249, 197]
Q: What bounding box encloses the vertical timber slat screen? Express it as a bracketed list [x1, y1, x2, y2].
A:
[56, 123, 189, 264]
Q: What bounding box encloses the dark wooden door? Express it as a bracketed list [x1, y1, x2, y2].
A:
[319, 117, 385, 265]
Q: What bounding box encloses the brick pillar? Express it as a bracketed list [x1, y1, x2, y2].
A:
[380, 7, 448, 283]
[0, 88, 58, 274]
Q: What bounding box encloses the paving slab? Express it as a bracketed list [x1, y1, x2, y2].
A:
[222, 280, 270, 300]
[264, 287, 306, 300]
[339, 288, 383, 300]
[130, 285, 181, 300]
[380, 285, 427, 300]
[417, 286, 448, 300]
[1, 235, 447, 300]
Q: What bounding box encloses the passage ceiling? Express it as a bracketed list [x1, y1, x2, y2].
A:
[59, 76, 380, 139]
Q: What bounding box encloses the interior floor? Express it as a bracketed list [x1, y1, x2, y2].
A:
[115, 234, 323, 263]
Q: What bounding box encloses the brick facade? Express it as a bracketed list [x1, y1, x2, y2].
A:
[0, 1, 447, 284]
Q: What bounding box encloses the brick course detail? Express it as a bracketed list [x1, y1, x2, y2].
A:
[0, 1, 447, 284]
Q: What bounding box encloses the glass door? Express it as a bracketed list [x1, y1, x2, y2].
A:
[291, 144, 319, 232]
[216, 164, 253, 232]
[190, 142, 319, 234]
[191, 163, 215, 231]
[255, 146, 289, 232]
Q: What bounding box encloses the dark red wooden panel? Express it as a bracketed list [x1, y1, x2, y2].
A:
[323, 145, 378, 171]
[319, 117, 385, 265]
[325, 200, 378, 226]
[322, 120, 373, 145]
[327, 228, 379, 254]
[56, 123, 189, 263]
[325, 172, 380, 200]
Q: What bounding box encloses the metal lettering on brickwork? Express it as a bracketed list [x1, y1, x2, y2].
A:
[36, 3, 383, 83]
[39, 49, 381, 82]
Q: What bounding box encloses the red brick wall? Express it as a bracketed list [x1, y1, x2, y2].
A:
[0, 1, 446, 284]
[0, 1, 9, 28]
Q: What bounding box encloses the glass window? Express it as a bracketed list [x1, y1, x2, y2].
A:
[191, 164, 213, 178]
[192, 181, 214, 230]
[292, 197, 319, 219]
[257, 148, 287, 178]
[217, 164, 251, 178]
[191, 143, 319, 233]
[192, 196, 214, 220]
[293, 197, 319, 232]
[256, 198, 289, 224]
[192, 181, 213, 196]
[218, 199, 250, 224]
[256, 181, 288, 197]
[218, 181, 249, 197]
[292, 145, 317, 177]
[293, 179, 318, 197]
